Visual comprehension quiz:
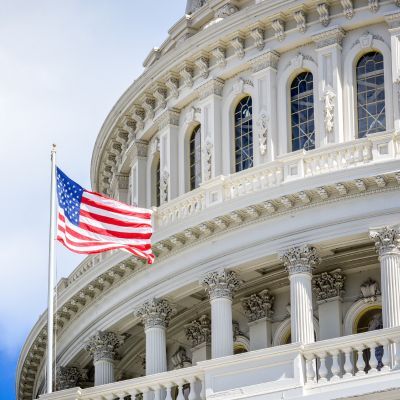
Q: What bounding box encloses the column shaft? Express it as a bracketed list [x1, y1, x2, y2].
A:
[211, 297, 233, 358]
[94, 359, 114, 386]
[290, 273, 314, 344]
[145, 326, 167, 375]
[380, 253, 400, 328]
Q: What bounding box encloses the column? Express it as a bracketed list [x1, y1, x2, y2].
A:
[136, 298, 176, 375]
[312, 27, 345, 145]
[312, 269, 345, 340]
[280, 246, 320, 344]
[201, 270, 241, 358]
[184, 315, 211, 364]
[56, 366, 82, 391]
[197, 79, 224, 180]
[157, 109, 181, 203]
[242, 289, 274, 350]
[85, 331, 124, 386]
[250, 51, 280, 163]
[130, 140, 148, 207]
[370, 226, 400, 328]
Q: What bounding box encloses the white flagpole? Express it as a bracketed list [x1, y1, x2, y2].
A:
[46, 144, 57, 393]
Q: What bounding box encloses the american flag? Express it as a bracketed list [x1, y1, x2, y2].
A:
[56, 167, 155, 264]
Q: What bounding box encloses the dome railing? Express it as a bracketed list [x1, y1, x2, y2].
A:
[155, 130, 400, 229]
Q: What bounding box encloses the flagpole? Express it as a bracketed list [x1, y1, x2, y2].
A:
[46, 144, 57, 393]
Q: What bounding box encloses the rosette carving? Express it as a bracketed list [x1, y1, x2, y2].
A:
[85, 331, 124, 363]
[369, 226, 400, 256]
[312, 269, 345, 301]
[135, 298, 176, 329]
[242, 289, 274, 322]
[280, 245, 320, 275]
[184, 315, 211, 347]
[201, 270, 241, 300]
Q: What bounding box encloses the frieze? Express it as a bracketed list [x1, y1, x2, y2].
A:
[135, 298, 176, 329]
[250, 51, 280, 73]
[312, 269, 345, 302]
[156, 109, 180, 131]
[313, 27, 345, 49]
[197, 78, 224, 100]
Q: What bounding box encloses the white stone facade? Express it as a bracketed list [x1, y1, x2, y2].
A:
[17, 1, 400, 400]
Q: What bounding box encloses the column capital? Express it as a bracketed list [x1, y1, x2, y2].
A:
[241, 289, 275, 322]
[369, 226, 400, 257]
[135, 298, 176, 329]
[132, 139, 148, 159]
[85, 331, 124, 363]
[56, 366, 84, 391]
[184, 314, 211, 347]
[201, 269, 241, 300]
[250, 50, 280, 73]
[280, 245, 320, 275]
[197, 78, 225, 100]
[312, 269, 345, 302]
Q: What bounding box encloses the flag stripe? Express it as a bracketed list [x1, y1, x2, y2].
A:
[56, 167, 154, 264]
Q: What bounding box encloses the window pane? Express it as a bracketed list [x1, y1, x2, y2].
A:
[189, 125, 202, 190]
[234, 96, 253, 172]
[290, 72, 315, 152]
[356, 51, 385, 138]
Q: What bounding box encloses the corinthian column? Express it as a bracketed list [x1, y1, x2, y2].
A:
[136, 298, 176, 375]
[370, 226, 400, 328]
[280, 246, 320, 344]
[201, 270, 241, 358]
[85, 331, 124, 386]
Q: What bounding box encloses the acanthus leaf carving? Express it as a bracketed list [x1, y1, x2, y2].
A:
[84, 331, 124, 363]
[135, 298, 176, 329]
[317, 3, 330, 27]
[369, 226, 400, 256]
[323, 86, 336, 136]
[256, 111, 268, 156]
[160, 169, 169, 203]
[184, 315, 211, 347]
[242, 289, 275, 322]
[203, 138, 213, 181]
[341, 0, 354, 19]
[201, 270, 241, 300]
[312, 269, 345, 302]
[280, 245, 320, 275]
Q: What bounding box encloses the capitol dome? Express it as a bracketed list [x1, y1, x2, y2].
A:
[18, 1, 400, 400]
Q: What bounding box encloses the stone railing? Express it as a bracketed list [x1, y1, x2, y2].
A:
[40, 326, 400, 400]
[156, 131, 399, 228]
[303, 325, 400, 384]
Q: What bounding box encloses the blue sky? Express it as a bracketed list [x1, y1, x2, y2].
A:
[0, 1, 184, 397]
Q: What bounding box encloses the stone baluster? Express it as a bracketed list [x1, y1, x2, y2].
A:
[342, 347, 354, 378]
[201, 270, 241, 358]
[330, 350, 341, 381]
[136, 298, 176, 375]
[355, 346, 366, 376]
[369, 226, 400, 329]
[280, 246, 320, 344]
[85, 331, 124, 386]
[368, 342, 379, 374]
[241, 289, 274, 350]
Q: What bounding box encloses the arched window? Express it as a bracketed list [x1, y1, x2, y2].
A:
[356, 51, 385, 138]
[234, 96, 253, 172]
[189, 125, 202, 190]
[290, 72, 315, 151]
[154, 158, 160, 207]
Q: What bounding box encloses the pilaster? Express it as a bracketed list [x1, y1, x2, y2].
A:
[312, 27, 346, 145]
[185, 315, 211, 363]
[196, 79, 224, 181]
[156, 109, 181, 203]
[313, 269, 345, 340]
[250, 51, 280, 164]
[242, 289, 274, 350]
[56, 366, 82, 391]
[130, 140, 148, 207]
